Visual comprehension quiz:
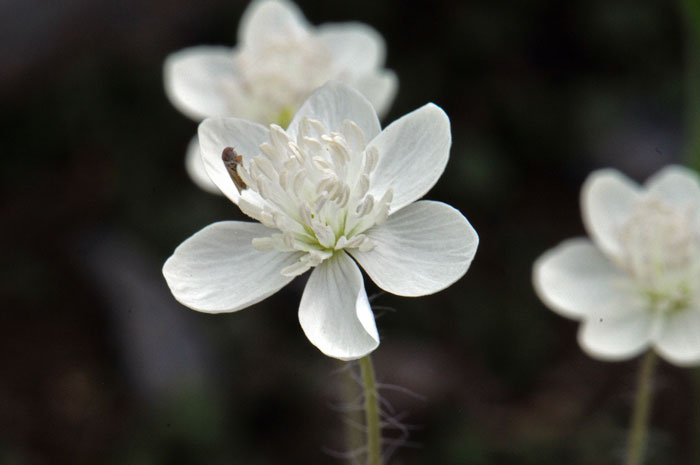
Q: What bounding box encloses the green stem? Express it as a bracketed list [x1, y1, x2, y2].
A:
[341, 362, 365, 457]
[359, 355, 382, 465]
[624, 350, 658, 465]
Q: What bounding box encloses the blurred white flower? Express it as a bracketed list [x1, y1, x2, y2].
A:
[164, 0, 398, 194]
[533, 166, 700, 366]
[163, 82, 478, 360]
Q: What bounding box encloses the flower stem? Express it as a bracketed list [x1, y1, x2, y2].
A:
[624, 350, 658, 465]
[341, 362, 365, 456]
[359, 354, 382, 465]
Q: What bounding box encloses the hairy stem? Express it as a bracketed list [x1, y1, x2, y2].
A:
[359, 355, 382, 465]
[341, 362, 365, 456]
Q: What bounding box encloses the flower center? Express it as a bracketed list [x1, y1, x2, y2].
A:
[617, 197, 700, 312]
[234, 34, 335, 124]
[234, 117, 392, 277]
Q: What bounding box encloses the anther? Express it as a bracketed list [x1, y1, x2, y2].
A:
[269, 124, 289, 150]
[364, 147, 379, 174]
[341, 119, 366, 152]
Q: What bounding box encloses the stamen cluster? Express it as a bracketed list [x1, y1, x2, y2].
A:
[236, 117, 393, 276]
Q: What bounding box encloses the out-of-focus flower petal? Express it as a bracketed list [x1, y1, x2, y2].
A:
[581, 168, 641, 260]
[238, 0, 309, 46]
[318, 23, 385, 73]
[654, 309, 700, 366]
[185, 135, 220, 195]
[164, 46, 235, 121]
[533, 238, 636, 319]
[353, 71, 398, 119]
[577, 309, 654, 361]
[645, 165, 700, 210]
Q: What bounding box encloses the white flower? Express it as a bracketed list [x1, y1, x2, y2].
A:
[533, 165, 700, 366]
[163, 82, 478, 360]
[164, 0, 398, 194]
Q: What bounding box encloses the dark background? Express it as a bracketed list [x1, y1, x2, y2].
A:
[2, 0, 699, 464]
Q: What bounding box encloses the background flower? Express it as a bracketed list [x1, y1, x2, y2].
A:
[163, 82, 478, 360]
[164, 0, 398, 194]
[533, 166, 700, 366]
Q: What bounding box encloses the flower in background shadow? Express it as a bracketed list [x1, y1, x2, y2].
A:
[164, 0, 398, 194]
[534, 166, 700, 366]
[163, 82, 478, 360]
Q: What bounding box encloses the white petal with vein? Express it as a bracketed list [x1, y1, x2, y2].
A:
[298, 252, 379, 360]
[351, 201, 478, 297]
[163, 221, 300, 313]
[367, 103, 451, 212]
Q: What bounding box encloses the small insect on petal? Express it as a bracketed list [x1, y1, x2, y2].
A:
[222, 147, 248, 193]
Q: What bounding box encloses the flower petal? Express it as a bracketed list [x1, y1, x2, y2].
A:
[577, 308, 654, 362]
[286, 81, 381, 142]
[533, 238, 637, 319]
[164, 46, 235, 121]
[198, 117, 269, 206]
[350, 201, 477, 297]
[298, 252, 379, 360]
[645, 165, 700, 209]
[581, 168, 641, 260]
[163, 221, 302, 313]
[366, 103, 450, 212]
[238, 0, 309, 46]
[318, 23, 385, 74]
[353, 70, 398, 119]
[654, 309, 700, 366]
[185, 135, 221, 195]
